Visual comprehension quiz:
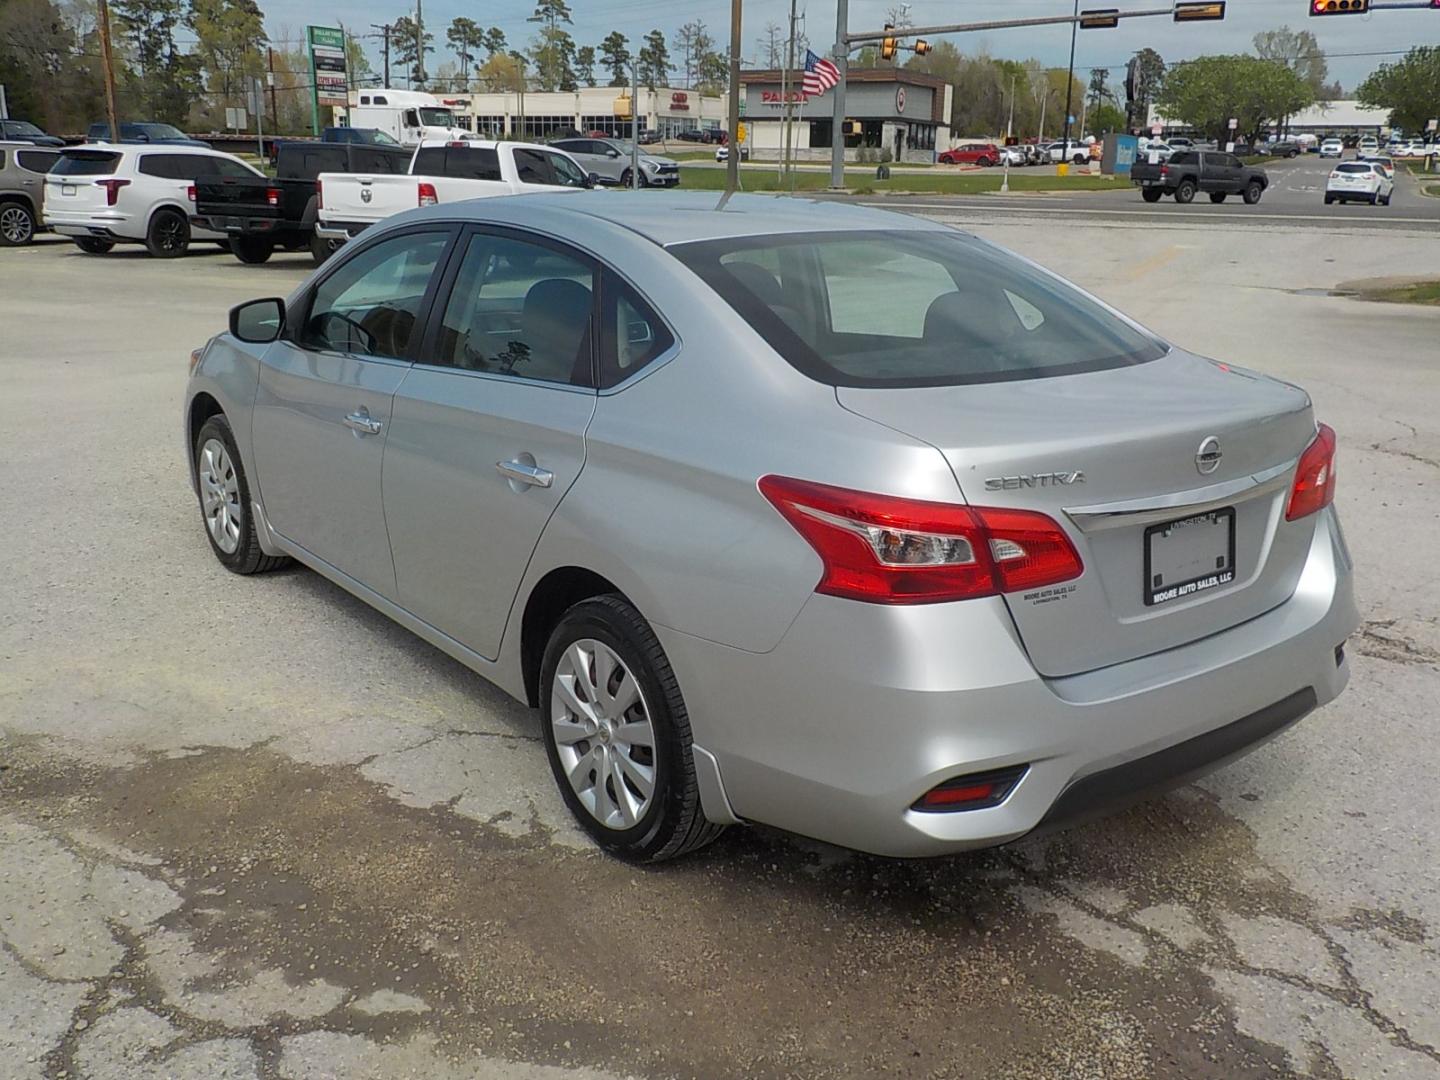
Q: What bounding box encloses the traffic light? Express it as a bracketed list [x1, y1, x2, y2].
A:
[1173, 1, 1226, 20]
[912, 39, 932, 55]
[879, 24, 898, 61]
[1310, 0, 1368, 12]
[1079, 8, 1120, 28]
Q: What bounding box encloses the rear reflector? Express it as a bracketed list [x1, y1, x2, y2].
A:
[758, 475, 1083, 604]
[1285, 422, 1337, 521]
[914, 766, 1028, 812]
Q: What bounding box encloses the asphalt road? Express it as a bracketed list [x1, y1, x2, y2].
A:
[2, 216, 1439, 1080]
[838, 156, 1440, 233]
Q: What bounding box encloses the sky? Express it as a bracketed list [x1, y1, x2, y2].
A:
[262, 0, 1440, 92]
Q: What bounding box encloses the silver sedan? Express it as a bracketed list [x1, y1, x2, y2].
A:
[185, 192, 1357, 861]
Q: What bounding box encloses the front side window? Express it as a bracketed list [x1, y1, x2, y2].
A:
[301, 231, 449, 360]
[672, 229, 1167, 388]
[433, 232, 595, 385]
[417, 108, 455, 127]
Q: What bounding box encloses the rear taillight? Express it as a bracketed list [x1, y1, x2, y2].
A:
[417, 181, 438, 207]
[757, 475, 1083, 604]
[1159, 165, 1169, 177]
[1286, 423, 1337, 521]
[186, 184, 196, 202]
[95, 178, 130, 206]
[315, 178, 323, 208]
[266, 186, 281, 207]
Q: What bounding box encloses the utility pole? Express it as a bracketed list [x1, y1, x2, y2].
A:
[828, 0, 848, 189]
[1061, 0, 1079, 163]
[631, 57, 640, 190]
[96, 0, 120, 143]
[723, 0, 742, 199]
[370, 24, 392, 87]
[782, 0, 799, 185]
[415, 0, 426, 87]
[1002, 73, 1015, 193]
[267, 48, 278, 130]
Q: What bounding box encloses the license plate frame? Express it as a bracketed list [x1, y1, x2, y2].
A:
[1144, 507, 1236, 607]
[61, 184, 76, 196]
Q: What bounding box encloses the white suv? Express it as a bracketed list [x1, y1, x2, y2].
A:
[44, 145, 260, 257]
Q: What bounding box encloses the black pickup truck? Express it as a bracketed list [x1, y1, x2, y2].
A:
[193, 141, 409, 264]
[1131, 150, 1268, 205]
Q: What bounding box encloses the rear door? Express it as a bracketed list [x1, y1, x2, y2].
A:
[250, 227, 454, 596]
[383, 226, 603, 658]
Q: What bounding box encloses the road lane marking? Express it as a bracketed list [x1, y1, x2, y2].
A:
[856, 201, 1440, 226]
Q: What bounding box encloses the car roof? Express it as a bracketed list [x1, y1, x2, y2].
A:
[406, 191, 949, 247]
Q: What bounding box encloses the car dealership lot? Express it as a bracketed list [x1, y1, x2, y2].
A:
[3, 215, 1439, 1078]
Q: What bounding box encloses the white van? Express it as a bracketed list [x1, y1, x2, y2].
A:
[340, 90, 471, 147]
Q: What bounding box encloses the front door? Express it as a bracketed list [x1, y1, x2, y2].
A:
[384, 228, 599, 660]
[250, 227, 452, 597]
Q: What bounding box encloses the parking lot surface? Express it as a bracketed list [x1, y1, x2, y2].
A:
[3, 208, 1439, 1079]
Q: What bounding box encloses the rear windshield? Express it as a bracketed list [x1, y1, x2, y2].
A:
[1336, 163, 1373, 174]
[413, 145, 501, 180]
[671, 229, 1167, 388]
[52, 150, 122, 176]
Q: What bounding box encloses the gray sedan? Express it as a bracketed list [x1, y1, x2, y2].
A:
[185, 192, 1356, 862]
[550, 137, 679, 187]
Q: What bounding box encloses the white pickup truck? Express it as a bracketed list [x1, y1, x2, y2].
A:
[315, 140, 592, 247]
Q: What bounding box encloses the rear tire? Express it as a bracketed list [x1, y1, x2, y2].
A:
[75, 237, 115, 255]
[1324, 194, 1334, 205]
[193, 415, 289, 575]
[1209, 192, 1227, 204]
[1381, 193, 1391, 206]
[232, 235, 275, 264]
[310, 232, 340, 266]
[1174, 180, 1197, 204]
[540, 595, 727, 863]
[1243, 181, 1263, 205]
[1072, 154, 1087, 165]
[1368, 194, 1377, 206]
[0, 199, 36, 246]
[1141, 188, 1163, 203]
[978, 156, 992, 168]
[145, 208, 190, 258]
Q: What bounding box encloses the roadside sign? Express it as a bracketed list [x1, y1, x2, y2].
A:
[1227, 117, 1238, 130]
[225, 107, 247, 130]
[307, 25, 348, 136]
[1151, 124, 1163, 136]
[736, 122, 747, 143]
[1429, 119, 1438, 132]
[1226, 141, 1236, 152]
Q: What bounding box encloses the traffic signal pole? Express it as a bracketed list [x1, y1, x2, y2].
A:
[829, 0, 849, 189]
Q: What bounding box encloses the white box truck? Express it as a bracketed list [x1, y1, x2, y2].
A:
[338, 89, 472, 147]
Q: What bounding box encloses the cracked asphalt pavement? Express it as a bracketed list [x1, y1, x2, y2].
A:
[2, 208, 1438, 1079]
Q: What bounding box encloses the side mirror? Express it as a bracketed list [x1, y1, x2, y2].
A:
[584, 172, 598, 189]
[607, 148, 620, 158]
[230, 298, 286, 344]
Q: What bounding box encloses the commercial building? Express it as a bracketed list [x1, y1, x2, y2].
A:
[407, 86, 728, 141]
[738, 68, 952, 163]
[1150, 100, 1393, 139]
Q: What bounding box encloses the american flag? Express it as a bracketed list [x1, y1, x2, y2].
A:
[802, 49, 841, 97]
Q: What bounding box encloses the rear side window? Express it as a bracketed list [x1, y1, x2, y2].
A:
[18, 150, 61, 174]
[279, 146, 346, 178]
[413, 146, 501, 180]
[1170, 152, 1197, 166]
[138, 154, 184, 179]
[351, 147, 408, 174]
[600, 274, 673, 389]
[52, 150, 122, 176]
[672, 229, 1166, 388]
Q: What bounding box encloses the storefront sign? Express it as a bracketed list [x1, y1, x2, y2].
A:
[670, 92, 690, 111]
[760, 90, 811, 106]
[896, 86, 907, 113]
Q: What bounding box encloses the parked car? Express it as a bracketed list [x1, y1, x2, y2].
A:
[188, 191, 1355, 861]
[1137, 140, 1174, 163]
[44, 144, 258, 256]
[315, 139, 591, 245]
[1357, 135, 1379, 155]
[1045, 141, 1091, 165]
[939, 143, 1003, 167]
[0, 119, 65, 147]
[714, 145, 749, 163]
[1319, 139, 1344, 159]
[1325, 161, 1393, 206]
[86, 121, 210, 148]
[638, 130, 663, 145]
[1167, 137, 1196, 151]
[0, 141, 63, 245]
[674, 130, 705, 143]
[1262, 141, 1302, 159]
[551, 137, 680, 187]
[998, 145, 1027, 166]
[701, 129, 727, 145]
[194, 140, 410, 264]
[1131, 150, 1268, 204]
[322, 126, 403, 147]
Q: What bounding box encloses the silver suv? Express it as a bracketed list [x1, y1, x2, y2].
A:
[0, 141, 62, 246]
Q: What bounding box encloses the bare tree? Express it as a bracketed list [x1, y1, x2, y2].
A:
[757, 21, 782, 69]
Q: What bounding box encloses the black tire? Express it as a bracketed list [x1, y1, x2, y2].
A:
[1324, 194, 1334, 205]
[1174, 180, 1197, 204]
[75, 237, 115, 255]
[539, 595, 726, 863]
[145, 208, 190, 258]
[1381, 193, 1391, 206]
[232, 235, 275, 264]
[310, 232, 340, 266]
[977, 156, 992, 168]
[1072, 154, 1087, 165]
[193, 415, 289, 575]
[1243, 181, 1264, 205]
[1368, 194, 1377, 206]
[1209, 192, 1228, 203]
[1141, 188, 1163, 203]
[620, 167, 634, 187]
[0, 199, 37, 246]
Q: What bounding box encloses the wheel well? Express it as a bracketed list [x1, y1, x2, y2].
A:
[520, 567, 628, 707]
[188, 392, 223, 458]
[0, 193, 36, 214]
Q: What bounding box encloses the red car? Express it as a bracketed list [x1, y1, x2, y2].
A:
[939, 142, 1002, 167]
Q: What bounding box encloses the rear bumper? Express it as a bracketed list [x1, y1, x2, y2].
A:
[658, 506, 1357, 857]
[315, 221, 370, 241]
[192, 214, 295, 236]
[45, 210, 132, 239]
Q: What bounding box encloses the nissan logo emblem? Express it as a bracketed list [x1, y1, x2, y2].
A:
[1196, 436, 1222, 475]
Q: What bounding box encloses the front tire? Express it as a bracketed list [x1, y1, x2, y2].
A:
[232, 235, 275, 264]
[540, 595, 726, 863]
[1324, 194, 1335, 205]
[193, 415, 289, 575]
[0, 200, 36, 246]
[75, 237, 115, 254]
[1243, 181, 1263, 205]
[1174, 180, 1197, 204]
[1381, 192, 1391, 206]
[146, 208, 190, 258]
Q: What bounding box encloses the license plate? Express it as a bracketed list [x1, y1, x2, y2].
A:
[1144, 508, 1235, 606]
[62, 184, 76, 196]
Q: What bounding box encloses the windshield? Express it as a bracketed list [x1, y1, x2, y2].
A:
[418, 108, 456, 128]
[672, 229, 1167, 388]
[11, 121, 45, 136]
[140, 124, 188, 140]
[371, 129, 400, 145]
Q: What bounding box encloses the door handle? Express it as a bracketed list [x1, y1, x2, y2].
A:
[344, 409, 384, 436]
[496, 459, 554, 489]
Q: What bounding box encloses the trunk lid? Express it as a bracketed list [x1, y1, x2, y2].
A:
[837, 350, 1319, 676]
